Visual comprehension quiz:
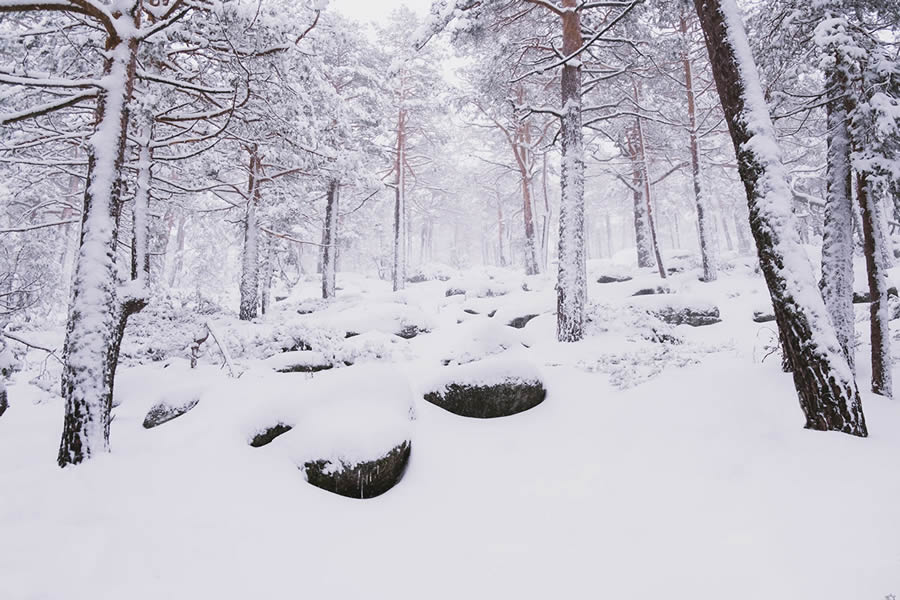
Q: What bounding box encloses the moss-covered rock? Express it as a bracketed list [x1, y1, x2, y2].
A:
[302, 441, 411, 499]
[425, 380, 546, 418]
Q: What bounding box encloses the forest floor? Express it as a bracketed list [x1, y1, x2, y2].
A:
[2, 250, 899, 599]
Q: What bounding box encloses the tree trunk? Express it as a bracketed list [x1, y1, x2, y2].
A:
[518, 117, 540, 275]
[681, 11, 718, 282]
[858, 173, 893, 398]
[322, 179, 339, 299]
[628, 134, 655, 269]
[819, 83, 856, 371]
[58, 28, 141, 467]
[634, 113, 666, 279]
[693, 0, 867, 436]
[239, 145, 262, 321]
[392, 109, 407, 291]
[556, 0, 587, 342]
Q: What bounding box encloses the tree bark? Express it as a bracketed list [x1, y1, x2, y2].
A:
[693, 0, 867, 436]
[634, 113, 666, 279]
[858, 173, 893, 398]
[322, 179, 339, 299]
[556, 0, 587, 342]
[819, 79, 855, 371]
[681, 11, 718, 282]
[239, 145, 262, 321]
[58, 24, 141, 467]
[392, 108, 408, 291]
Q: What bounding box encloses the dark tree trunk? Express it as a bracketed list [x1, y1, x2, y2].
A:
[693, 0, 867, 436]
[857, 173, 893, 397]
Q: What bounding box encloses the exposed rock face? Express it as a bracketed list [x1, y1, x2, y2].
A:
[249, 423, 293, 448]
[397, 325, 428, 339]
[597, 274, 633, 284]
[302, 441, 411, 499]
[653, 305, 721, 327]
[632, 286, 671, 296]
[276, 362, 334, 374]
[425, 381, 546, 418]
[142, 397, 199, 429]
[752, 310, 776, 323]
[0, 384, 7, 419]
[507, 314, 539, 329]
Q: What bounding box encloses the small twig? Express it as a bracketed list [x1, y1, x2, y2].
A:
[1, 331, 63, 365]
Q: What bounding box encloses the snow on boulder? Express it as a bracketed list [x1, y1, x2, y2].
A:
[507, 314, 540, 329]
[597, 274, 633, 284]
[406, 263, 454, 283]
[629, 295, 721, 327]
[249, 423, 293, 448]
[423, 355, 546, 418]
[264, 351, 341, 373]
[428, 318, 525, 365]
[142, 393, 200, 429]
[303, 302, 435, 340]
[632, 285, 672, 297]
[0, 381, 7, 419]
[276, 365, 416, 499]
[304, 441, 411, 500]
[752, 310, 776, 323]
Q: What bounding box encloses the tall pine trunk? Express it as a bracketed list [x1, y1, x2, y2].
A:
[239, 145, 261, 321]
[556, 0, 587, 342]
[634, 112, 666, 279]
[693, 0, 867, 436]
[322, 179, 339, 299]
[58, 28, 141, 467]
[681, 11, 718, 282]
[819, 77, 855, 371]
[392, 109, 408, 292]
[857, 173, 893, 398]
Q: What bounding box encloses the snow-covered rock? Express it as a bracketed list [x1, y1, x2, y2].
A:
[303, 441, 411, 499]
[142, 395, 200, 429]
[423, 356, 546, 418]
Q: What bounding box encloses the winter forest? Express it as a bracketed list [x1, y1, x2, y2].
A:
[0, 0, 899, 597]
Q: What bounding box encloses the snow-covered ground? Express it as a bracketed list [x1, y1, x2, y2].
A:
[2, 251, 899, 599]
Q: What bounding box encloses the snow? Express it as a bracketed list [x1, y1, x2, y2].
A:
[4, 255, 900, 599]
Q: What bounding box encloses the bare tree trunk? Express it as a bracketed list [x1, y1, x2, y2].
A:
[634, 113, 666, 279]
[858, 173, 893, 398]
[322, 179, 339, 299]
[556, 0, 587, 342]
[59, 27, 141, 467]
[693, 0, 867, 436]
[519, 119, 540, 275]
[239, 145, 261, 321]
[629, 137, 654, 268]
[681, 11, 718, 281]
[260, 238, 273, 316]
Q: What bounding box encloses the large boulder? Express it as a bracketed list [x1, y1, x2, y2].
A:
[143, 395, 199, 429]
[303, 441, 411, 499]
[261, 365, 415, 499]
[424, 356, 546, 418]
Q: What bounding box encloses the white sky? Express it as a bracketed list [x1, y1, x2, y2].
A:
[326, 0, 431, 24]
